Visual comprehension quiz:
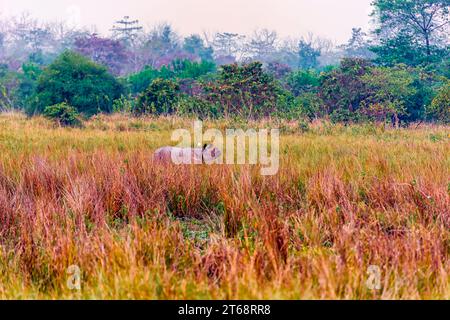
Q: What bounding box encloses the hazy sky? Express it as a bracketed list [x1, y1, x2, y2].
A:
[1, 0, 373, 43]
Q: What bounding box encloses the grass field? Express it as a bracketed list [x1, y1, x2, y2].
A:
[0, 112, 448, 299]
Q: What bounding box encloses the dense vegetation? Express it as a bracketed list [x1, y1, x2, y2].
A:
[0, 1, 448, 124]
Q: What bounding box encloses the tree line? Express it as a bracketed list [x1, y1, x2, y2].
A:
[0, 0, 448, 125]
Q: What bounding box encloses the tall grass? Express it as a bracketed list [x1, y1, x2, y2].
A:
[0, 112, 448, 299]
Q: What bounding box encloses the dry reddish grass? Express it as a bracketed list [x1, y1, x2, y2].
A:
[0, 113, 448, 299]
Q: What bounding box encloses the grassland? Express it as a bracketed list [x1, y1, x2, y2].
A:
[0, 112, 448, 299]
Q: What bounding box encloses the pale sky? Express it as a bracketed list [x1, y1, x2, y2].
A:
[0, 0, 373, 44]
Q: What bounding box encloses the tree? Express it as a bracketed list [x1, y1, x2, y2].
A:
[0, 32, 5, 58]
[0, 64, 15, 111]
[298, 40, 320, 69]
[74, 34, 130, 75]
[183, 34, 214, 61]
[6, 13, 55, 66]
[372, 0, 449, 58]
[341, 28, 374, 59]
[127, 59, 215, 94]
[286, 69, 321, 96]
[247, 29, 278, 61]
[111, 16, 143, 45]
[427, 82, 450, 122]
[320, 58, 373, 115]
[135, 78, 180, 115]
[139, 23, 183, 68]
[0, 62, 42, 110]
[202, 62, 282, 119]
[31, 51, 123, 116]
[270, 39, 300, 69]
[360, 66, 416, 126]
[266, 61, 292, 79]
[320, 59, 421, 125]
[371, 32, 429, 66]
[171, 59, 216, 79]
[212, 32, 245, 60]
[294, 92, 325, 120]
[111, 16, 143, 73]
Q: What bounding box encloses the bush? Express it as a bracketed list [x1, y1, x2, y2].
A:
[135, 78, 180, 115]
[285, 69, 320, 96]
[113, 95, 135, 113]
[360, 65, 415, 125]
[127, 59, 216, 95]
[427, 82, 450, 123]
[202, 62, 281, 119]
[176, 96, 220, 119]
[127, 66, 166, 94]
[0, 63, 42, 111]
[30, 51, 124, 116]
[320, 58, 373, 115]
[296, 92, 325, 120]
[43, 102, 82, 127]
[330, 109, 365, 124]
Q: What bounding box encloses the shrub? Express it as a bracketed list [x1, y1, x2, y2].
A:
[320, 58, 373, 115]
[296, 92, 325, 120]
[0, 63, 42, 111]
[330, 108, 364, 124]
[427, 82, 450, 123]
[30, 51, 124, 116]
[127, 66, 166, 94]
[113, 95, 135, 114]
[266, 61, 292, 79]
[176, 96, 220, 119]
[135, 78, 180, 115]
[285, 69, 320, 96]
[43, 102, 82, 127]
[360, 66, 415, 125]
[127, 59, 216, 95]
[202, 62, 281, 119]
[171, 59, 216, 80]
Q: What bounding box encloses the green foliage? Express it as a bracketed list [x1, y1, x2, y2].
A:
[330, 108, 364, 124]
[320, 58, 373, 114]
[171, 59, 216, 80]
[176, 95, 220, 119]
[427, 82, 450, 123]
[371, 33, 428, 67]
[183, 35, 214, 61]
[135, 78, 180, 115]
[0, 64, 17, 111]
[0, 62, 43, 111]
[113, 95, 135, 113]
[15, 63, 43, 108]
[319, 58, 424, 125]
[298, 41, 320, 70]
[360, 65, 416, 122]
[371, 0, 449, 63]
[43, 102, 82, 127]
[127, 59, 216, 94]
[202, 62, 282, 119]
[285, 69, 321, 96]
[295, 92, 325, 120]
[31, 51, 124, 116]
[127, 66, 164, 94]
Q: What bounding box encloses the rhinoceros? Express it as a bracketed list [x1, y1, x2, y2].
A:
[154, 144, 221, 164]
